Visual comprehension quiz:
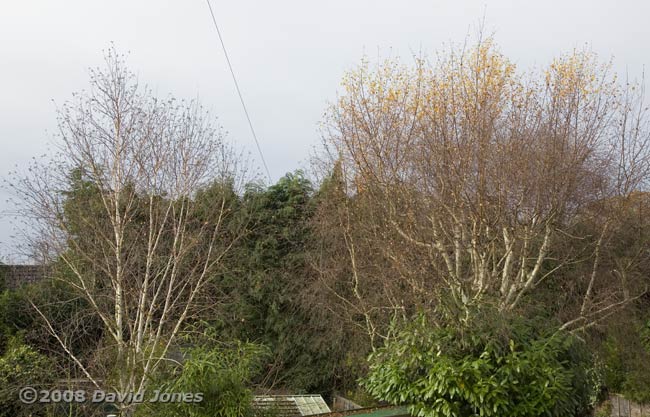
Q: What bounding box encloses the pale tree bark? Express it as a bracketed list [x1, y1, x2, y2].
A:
[10, 48, 248, 414]
[319, 37, 650, 334]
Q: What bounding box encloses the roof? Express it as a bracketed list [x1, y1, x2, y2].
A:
[0, 264, 49, 289]
[253, 395, 331, 417]
[314, 406, 411, 417]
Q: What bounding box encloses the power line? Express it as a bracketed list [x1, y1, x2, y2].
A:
[205, 0, 272, 182]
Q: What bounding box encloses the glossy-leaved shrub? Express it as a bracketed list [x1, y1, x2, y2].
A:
[362, 309, 595, 417]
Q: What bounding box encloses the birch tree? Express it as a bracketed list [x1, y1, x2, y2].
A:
[10, 49, 247, 413]
[319, 37, 650, 333]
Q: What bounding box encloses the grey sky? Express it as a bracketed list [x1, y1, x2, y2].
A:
[1, 0, 649, 262]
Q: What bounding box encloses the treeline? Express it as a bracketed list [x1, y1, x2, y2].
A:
[2, 169, 649, 416]
[1, 38, 650, 417]
[0, 169, 366, 417]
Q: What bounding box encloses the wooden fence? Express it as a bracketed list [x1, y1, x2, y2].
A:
[610, 395, 649, 417]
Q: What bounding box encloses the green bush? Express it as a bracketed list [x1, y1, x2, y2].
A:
[138, 339, 268, 417]
[599, 316, 650, 403]
[0, 288, 33, 354]
[623, 319, 650, 403]
[0, 336, 54, 417]
[362, 309, 596, 417]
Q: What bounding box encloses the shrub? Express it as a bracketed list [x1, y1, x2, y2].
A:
[362, 308, 596, 417]
[0, 336, 54, 417]
[138, 340, 268, 417]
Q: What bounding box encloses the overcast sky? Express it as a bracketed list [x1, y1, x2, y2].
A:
[1, 0, 649, 262]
